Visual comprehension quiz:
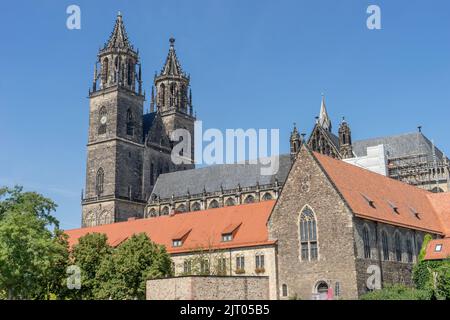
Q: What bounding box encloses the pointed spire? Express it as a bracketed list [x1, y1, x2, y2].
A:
[318, 94, 332, 132]
[103, 12, 134, 51]
[160, 37, 184, 76]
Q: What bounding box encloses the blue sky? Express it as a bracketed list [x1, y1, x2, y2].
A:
[1, 0, 449, 229]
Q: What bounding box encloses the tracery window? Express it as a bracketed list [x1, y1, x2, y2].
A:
[299, 206, 318, 261]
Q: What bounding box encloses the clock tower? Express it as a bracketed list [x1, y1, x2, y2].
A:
[81, 13, 146, 227]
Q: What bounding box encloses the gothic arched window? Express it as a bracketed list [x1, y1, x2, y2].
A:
[150, 163, 154, 186]
[208, 199, 219, 209]
[161, 206, 170, 215]
[96, 168, 104, 195]
[382, 230, 389, 261]
[406, 237, 413, 263]
[244, 195, 255, 204]
[160, 84, 166, 107]
[395, 232, 402, 262]
[262, 192, 273, 201]
[299, 206, 318, 261]
[225, 197, 235, 207]
[362, 226, 371, 259]
[102, 58, 109, 86]
[126, 109, 134, 136]
[127, 59, 133, 86]
[176, 204, 187, 213]
[191, 202, 201, 211]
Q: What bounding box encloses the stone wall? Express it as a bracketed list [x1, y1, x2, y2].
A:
[147, 276, 269, 300]
[268, 148, 359, 300]
[170, 245, 277, 299]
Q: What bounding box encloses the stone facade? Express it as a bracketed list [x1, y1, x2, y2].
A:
[147, 276, 269, 300]
[81, 14, 195, 227]
[268, 147, 359, 300]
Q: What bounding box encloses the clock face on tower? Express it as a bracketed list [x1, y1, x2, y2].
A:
[100, 115, 107, 125]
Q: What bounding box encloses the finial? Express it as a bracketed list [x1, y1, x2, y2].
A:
[117, 11, 122, 17]
[169, 37, 175, 47]
[418, 125, 422, 133]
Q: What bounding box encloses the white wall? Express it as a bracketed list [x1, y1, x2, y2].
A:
[344, 144, 388, 176]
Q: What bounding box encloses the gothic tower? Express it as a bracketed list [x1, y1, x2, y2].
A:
[82, 13, 146, 227]
[338, 117, 354, 159]
[154, 38, 196, 168]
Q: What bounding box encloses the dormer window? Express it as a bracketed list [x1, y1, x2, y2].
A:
[172, 239, 182, 247]
[222, 233, 233, 242]
[221, 223, 242, 242]
[361, 193, 375, 208]
[435, 244, 442, 252]
[387, 201, 399, 214]
[409, 207, 421, 219]
[172, 228, 191, 247]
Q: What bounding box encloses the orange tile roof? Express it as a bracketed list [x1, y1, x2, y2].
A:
[427, 193, 450, 237]
[424, 238, 450, 260]
[65, 200, 276, 254]
[313, 152, 446, 235]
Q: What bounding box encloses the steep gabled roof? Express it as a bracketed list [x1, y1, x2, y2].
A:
[313, 151, 445, 234]
[65, 201, 276, 254]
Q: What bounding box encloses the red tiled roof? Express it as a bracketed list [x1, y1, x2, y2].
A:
[424, 238, 450, 260]
[427, 193, 450, 237]
[65, 201, 276, 254]
[313, 152, 446, 235]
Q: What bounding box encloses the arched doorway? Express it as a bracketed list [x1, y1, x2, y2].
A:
[314, 281, 329, 300]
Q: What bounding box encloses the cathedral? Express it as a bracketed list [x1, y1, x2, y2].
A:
[82, 13, 450, 228]
[70, 14, 450, 299]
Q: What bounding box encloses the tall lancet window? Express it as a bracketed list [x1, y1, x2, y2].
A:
[127, 59, 133, 86]
[102, 58, 109, 86]
[96, 168, 104, 195]
[126, 109, 134, 136]
[299, 206, 318, 261]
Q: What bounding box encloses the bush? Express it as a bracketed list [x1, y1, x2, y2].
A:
[360, 284, 430, 300]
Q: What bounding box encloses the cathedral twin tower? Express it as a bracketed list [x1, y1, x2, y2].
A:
[81, 13, 196, 227]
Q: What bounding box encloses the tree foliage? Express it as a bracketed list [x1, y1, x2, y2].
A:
[0, 186, 68, 299]
[94, 233, 172, 300]
[70, 233, 112, 299]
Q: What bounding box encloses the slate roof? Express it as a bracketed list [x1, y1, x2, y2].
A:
[151, 154, 291, 199]
[353, 132, 444, 160]
[142, 112, 157, 140]
[65, 201, 277, 254]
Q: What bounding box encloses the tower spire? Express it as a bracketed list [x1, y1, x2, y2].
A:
[318, 94, 332, 132]
[160, 37, 184, 77]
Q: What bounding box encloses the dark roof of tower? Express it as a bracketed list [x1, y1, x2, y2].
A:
[160, 38, 185, 77]
[151, 154, 292, 199]
[143, 112, 157, 140]
[102, 12, 135, 52]
[353, 132, 444, 161]
[143, 112, 171, 147]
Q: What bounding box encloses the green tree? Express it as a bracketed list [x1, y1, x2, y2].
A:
[0, 186, 69, 299]
[70, 233, 112, 299]
[94, 233, 172, 300]
[0, 211, 69, 299]
[0, 186, 58, 227]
